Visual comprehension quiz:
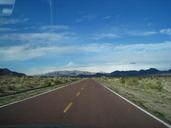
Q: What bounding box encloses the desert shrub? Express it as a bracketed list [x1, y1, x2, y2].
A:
[143, 81, 163, 92]
[150, 84, 162, 91]
[156, 81, 162, 86]
[44, 81, 53, 87]
[153, 111, 165, 118]
[126, 78, 139, 86]
[120, 77, 125, 84]
[1, 79, 8, 85]
[138, 77, 142, 80]
[54, 79, 63, 85]
[0, 86, 8, 93]
[8, 85, 17, 91]
[26, 84, 36, 89]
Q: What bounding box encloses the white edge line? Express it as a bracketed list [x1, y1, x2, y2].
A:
[96, 81, 171, 128]
[0, 79, 85, 109]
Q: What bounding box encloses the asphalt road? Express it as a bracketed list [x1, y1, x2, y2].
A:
[0, 79, 169, 128]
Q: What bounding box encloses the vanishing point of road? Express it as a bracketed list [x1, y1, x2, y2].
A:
[0, 79, 170, 128]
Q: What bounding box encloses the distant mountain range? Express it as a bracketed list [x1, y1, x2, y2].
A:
[0, 68, 26, 76]
[109, 68, 171, 77]
[44, 68, 171, 77]
[1, 68, 171, 77]
[44, 70, 96, 77]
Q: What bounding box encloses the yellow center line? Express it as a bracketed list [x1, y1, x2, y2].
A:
[63, 102, 73, 113]
[76, 91, 81, 97]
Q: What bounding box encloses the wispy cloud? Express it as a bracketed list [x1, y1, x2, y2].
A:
[92, 28, 171, 40]
[66, 61, 75, 67]
[0, 32, 71, 44]
[0, 27, 16, 32]
[0, 41, 171, 62]
[93, 33, 120, 40]
[39, 25, 70, 32]
[0, 43, 106, 61]
[0, 18, 29, 25]
[160, 28, 171, 35]
[0, 45, 74, 61]
[103, 16, 112, 20]
[124, 28, 171, 37]
[1, 8, 13, 16]
[128, 31, 158, 36]
[76, 14, 97, 23]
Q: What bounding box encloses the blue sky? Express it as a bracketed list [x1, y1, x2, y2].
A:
[0, 0, 171, 74]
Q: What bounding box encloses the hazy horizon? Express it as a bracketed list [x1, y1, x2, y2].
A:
[1, 67, 171, 76]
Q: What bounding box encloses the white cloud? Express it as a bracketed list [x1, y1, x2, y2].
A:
[76, 14, 97, 23]
[0, 27, 16, 32]
[0, 43, 109, 61]
[0, 45, 76, 61]
[113, 41, 171, 51]
[66, 61, 75, 67]
[128, 31, 158, 36]
[0, 41, 171, 63]
[91, 28, 171, 40]
[0, 32, 70, 43]
[0, 43, 104, 61]
[80, 42, 171, 68]
[0, 18, 29, 25]
[93, 33, 120, 40]
[1, 8, 13, 16]
[103, 16, 112, 20]
[1, 41, 170, 74]
[128, 28, 171, 37]
[96, 28, 171, 39]
[39, 25, 70, 32]
[160, 28, 171, 35]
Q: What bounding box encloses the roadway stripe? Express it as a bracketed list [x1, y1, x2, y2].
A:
[76, 91, 81, 97]
[97, 81, 171, 128]
[63, 102, 73, 113]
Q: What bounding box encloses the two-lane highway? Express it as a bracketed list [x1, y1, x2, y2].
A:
[0, 79, 169, 128]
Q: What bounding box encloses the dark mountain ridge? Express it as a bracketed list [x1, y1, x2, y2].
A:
[0, 68, 26, 76]
[110, 68, 160, 77]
